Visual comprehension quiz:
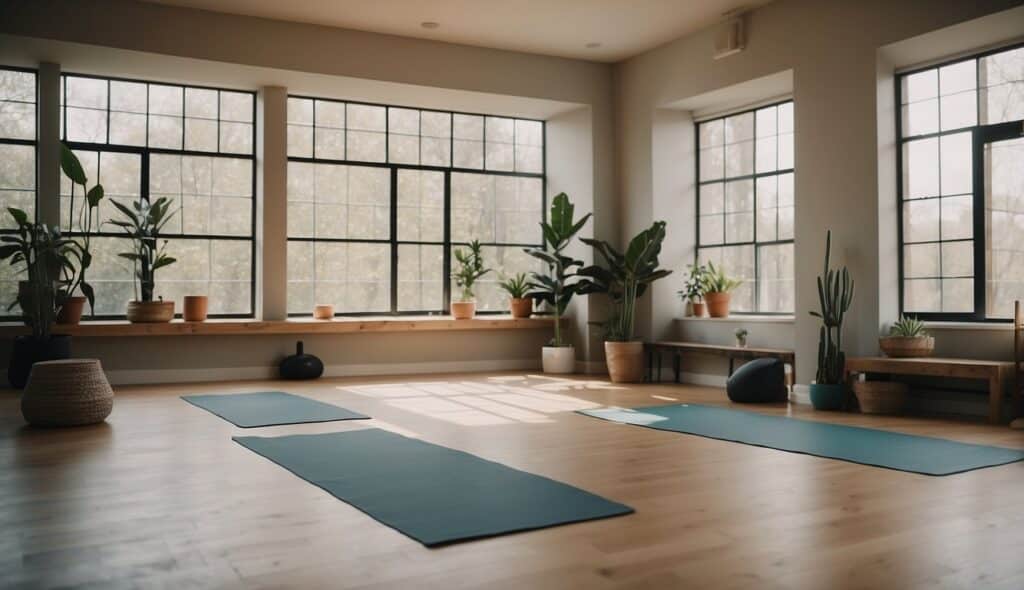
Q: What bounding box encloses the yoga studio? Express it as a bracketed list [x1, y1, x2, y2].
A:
[2, 1, 1024, 588]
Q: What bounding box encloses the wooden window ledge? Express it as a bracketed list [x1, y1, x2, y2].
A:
[0, 316, 559, 338]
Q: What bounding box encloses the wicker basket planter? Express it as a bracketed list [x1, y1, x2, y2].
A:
[21, 359, 113, 427]
[853, 380, 909, 415]
[879, 336, 934, 358]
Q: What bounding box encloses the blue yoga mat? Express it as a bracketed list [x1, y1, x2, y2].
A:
[182, 391, 369, 428]
[579, 404, 1024, 476]
[234, 428, 634, 546]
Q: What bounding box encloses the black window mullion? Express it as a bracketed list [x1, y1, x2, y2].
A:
[389, 167, 398, 314]
[443, 170, 452, 313]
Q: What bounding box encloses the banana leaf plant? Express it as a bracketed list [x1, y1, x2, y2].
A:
[60, 142, 104, 314]
[0, 208, 75, 340]
[809, 230, 854, 385]
[577, 221, 672, 342]
[107, 197, 177, 303]
[523, 193, 591, 347]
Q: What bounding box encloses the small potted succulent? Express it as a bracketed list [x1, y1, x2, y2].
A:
[499, 272, 533, 319]
[734, 327, 748, 348]
[879, 315, 934, 357]
[678, 262, 709, 317]
[704, 261, 741, 318]
[108, 197, 178, 323]
[451, 240, 490, 319]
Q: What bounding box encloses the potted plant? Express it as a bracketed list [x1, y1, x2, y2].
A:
[735, 327, 748, 348]
[579, 221, 672, 383]
[678, 263, 709, 317]
[499, 272, 533, 319]
[879, 315, 934, 357]
[524, 193, 591, 374]
[809, 230, 854, 411]
[704, 261, 741, 317]
[58, 142, 104, 324]
[0, 209, 74, 388]
[108, 197, 178, 323]
[451, 240, 490, 319]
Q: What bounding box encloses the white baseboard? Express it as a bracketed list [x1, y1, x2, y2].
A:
[104, 358, 540, 386]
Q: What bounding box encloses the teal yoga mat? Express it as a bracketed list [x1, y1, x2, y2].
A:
[579, 404, 1024, 476]
[234, 428, 634, 546]
[182, 391, 369, 428]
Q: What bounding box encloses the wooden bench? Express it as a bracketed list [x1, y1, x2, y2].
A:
[844, 357, 1015, 424]
[645, 341, 796, 385]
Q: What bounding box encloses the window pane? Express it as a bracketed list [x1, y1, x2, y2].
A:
[902, 99, 938, 136]
[904, 243, 939, 278]
[155, 238, 252, 315]
[980, 47, 1024, 124]
[903, 137, 939, 199]
[986, 136, 1024, 318]
[940, 195, 972, 240]
[758, 243, 794, 313]
[289, 241, 392, 314]
[0, 69, 36, 140]
[903, 199, 939, 243]
[388, 107, 419, 165]
[61, 150, 141, 233]
[398, 244, 443, 311]
[940, 132, 972, 196]
[699, 182, 724, 215]
[0, 143, 35, 230]
[397, 169, 444, 242]
[698, 245, 755, 312]
[698, 147, 724, 181]
[904, 278, 940, 312]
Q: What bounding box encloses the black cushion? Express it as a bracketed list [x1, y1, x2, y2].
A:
[726, 357, 787, 403]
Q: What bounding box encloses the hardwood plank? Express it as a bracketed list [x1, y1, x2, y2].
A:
[2, 372, 1022, 589]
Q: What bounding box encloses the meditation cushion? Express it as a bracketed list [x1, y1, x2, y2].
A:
[726, 357, 787, 403]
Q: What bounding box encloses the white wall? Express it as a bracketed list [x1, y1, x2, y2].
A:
[614, 0, 1024, 387]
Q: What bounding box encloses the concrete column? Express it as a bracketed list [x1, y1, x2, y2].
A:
[37, 62, 60, 227]
[258, 86, 288, 320]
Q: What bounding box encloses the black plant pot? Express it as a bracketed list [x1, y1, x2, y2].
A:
[279, 341, 324, 380]
[8, 334, 72, 389]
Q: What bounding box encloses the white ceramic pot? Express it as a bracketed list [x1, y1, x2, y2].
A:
[542, 346, 576, 374]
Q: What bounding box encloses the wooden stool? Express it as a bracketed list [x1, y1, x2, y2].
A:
[21, 359, 114, 427]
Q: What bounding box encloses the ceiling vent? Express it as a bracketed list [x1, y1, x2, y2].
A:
[713, 11, 746, 60]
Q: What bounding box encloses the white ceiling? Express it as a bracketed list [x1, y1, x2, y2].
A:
[143, 0, 767, 62]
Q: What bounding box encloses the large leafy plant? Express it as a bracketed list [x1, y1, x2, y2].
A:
[524, 193, 591, 348]
[60, 142, 104, 313]
[578, 221, 672, 342]
[809, 230, 854, 385]
[0, 209, 74, 340]
[451, 240, 490, 302]
[108, 197, 177, 303]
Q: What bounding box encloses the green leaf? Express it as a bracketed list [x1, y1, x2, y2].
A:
[86, 185, 104, 207]
[7, 207, 28, 226]
[60, 143, 88, 185]
[153, 256, 177, 271]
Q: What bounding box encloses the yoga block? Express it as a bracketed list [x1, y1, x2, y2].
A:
[726, 358, 787, 403]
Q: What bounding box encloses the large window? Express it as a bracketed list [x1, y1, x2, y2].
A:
[286, 96, 544, 316]
[0, 67, 36, 315]
[898, 44, 1024, 320]
[60, 74, 256, 318]
[695, 101, 794, 313]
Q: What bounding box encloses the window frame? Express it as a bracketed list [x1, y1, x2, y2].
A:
[694, 98, 795, 315]
[59, 71, 258, 320]
[0, 66, 39, 321]
[286, 94, 546, 317]
[895, 41, 1024, 323]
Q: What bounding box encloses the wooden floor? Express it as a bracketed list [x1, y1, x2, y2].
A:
[2, 372, 1023, 589]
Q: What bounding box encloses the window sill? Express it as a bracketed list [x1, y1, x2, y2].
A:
[675, 315, 795, 324]
[0, 316, 558, 338]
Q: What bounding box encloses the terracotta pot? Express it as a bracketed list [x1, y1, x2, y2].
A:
[57, 296, 87, 325]
[126, 300, 174, 323]
[313, 304, 334, 319]
[705, 292, 731, 318]
[853, 380, 909, 415]
[509, 297, 533, 319]
[183, 296, 209, 322]
[542, 346, 575, 374]
[879, 336, 934, 358]
[451, 301, 476, 320]
[691, 302, 707, 317]
[605, 341, 644, 383]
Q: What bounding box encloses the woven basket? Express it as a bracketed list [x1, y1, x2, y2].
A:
[853, 381, 909, 415]
[21, 359, 114, 427]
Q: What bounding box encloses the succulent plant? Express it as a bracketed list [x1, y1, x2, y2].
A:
[889, 315, 927, 338]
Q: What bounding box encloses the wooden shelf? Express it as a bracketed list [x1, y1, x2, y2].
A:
[0, 316, 558, 338]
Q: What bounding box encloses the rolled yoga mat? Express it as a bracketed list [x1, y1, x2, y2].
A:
[579, 404, 1024, 476]
[234, 428, 634, 546]
[182, 391, 369, 428]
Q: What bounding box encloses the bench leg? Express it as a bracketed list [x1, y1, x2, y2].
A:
[673, 353, 681, 384]
[989, 374, 1003, 425]
[646, 349, 654, 383]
